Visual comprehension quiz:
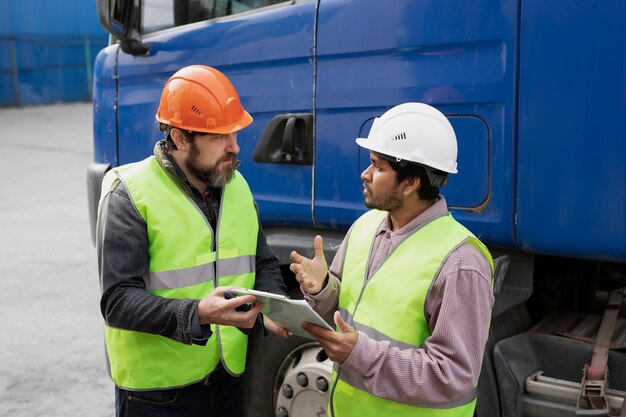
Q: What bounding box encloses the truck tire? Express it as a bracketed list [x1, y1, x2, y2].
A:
[241, 322, 332, 417]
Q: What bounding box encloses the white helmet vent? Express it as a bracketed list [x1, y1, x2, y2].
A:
[392, 132, 407, 141]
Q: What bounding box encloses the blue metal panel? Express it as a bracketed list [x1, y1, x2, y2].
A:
[446, 117, 490, 208]
[0, 36, 15, 106]
[0, 0, 14, 105]
[0, 75, 12, 106]
[517, 1, 626, 262]
[0, 3, 13, 34]
[314, 0, 518, 247]
[112, 2, 316, 226]
[12, 35, 97, 105]
[93, 45, 119, 167]
[0, 1, 16, 105]
[8, 0, 103, 35]
[0, 0, 107, 106]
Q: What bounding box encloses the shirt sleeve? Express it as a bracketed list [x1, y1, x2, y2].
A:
[340, 242, 494, 406]
[190, 307, 212, 345]
[97, 181, 200, 345]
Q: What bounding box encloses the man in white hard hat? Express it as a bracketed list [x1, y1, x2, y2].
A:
[290, 103, 494, 417]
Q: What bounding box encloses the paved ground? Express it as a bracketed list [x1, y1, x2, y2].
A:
[0, 103, 113, 416]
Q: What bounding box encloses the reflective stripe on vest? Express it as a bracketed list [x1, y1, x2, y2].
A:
[100, 157, 258, 389]
[331, 209, 493, 417]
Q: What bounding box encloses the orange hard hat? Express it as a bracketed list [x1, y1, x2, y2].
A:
[156, 65, 252, 134]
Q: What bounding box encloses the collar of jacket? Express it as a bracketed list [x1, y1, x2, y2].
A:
[153, 140, 198, 199]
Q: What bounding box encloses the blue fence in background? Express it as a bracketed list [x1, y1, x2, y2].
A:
[0, 33, 108, 106]
[0, 0, 108, 107]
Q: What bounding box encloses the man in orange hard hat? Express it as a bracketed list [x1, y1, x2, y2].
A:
[97, 65, 288, 417]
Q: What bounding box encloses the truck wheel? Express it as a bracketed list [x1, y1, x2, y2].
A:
[241, 323, 332, 417]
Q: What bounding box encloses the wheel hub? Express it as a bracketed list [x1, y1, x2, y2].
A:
[275, 342, 332, 417]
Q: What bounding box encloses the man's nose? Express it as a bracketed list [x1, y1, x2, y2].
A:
[225, 133, 239, 153]
[361, 164, 372, 181]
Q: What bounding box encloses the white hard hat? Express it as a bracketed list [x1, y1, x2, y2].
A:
[356, 103, 458, 174]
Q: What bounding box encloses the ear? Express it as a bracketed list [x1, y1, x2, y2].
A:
[401, 176, 420, 196]
[170, 128, 188, 151]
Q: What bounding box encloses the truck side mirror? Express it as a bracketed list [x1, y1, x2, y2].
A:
[97, 0, 148, 55]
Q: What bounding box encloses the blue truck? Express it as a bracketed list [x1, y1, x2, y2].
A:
[87, 1, 626, 416]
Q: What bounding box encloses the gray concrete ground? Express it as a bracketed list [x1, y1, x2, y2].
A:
[0, 103, 112, 416]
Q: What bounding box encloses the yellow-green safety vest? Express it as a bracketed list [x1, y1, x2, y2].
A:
[99, 156, 258, 390]
[331, 209, 493, 417]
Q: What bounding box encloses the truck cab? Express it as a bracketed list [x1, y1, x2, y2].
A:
[88, 1, 626, 416]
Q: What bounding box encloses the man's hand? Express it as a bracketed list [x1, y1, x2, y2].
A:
[289, 235, 328, 295]
[197, 287, 264, 328]
[263, 315, 289, 339]
[302, 311, 358, 364]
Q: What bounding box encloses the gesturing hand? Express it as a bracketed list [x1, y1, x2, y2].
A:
[289, 235, 328, 295]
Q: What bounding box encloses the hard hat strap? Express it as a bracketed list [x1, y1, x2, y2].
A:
[387, 153, 448, 188]
[426, 169, 448, 188]
[395, 157, 408, 168]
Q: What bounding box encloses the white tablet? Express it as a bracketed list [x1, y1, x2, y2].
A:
[233, 288, 334, 339]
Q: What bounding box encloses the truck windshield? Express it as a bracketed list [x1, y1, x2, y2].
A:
[142, 0, 288, 34]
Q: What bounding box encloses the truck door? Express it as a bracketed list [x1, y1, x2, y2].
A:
[114, 0, 317, 226]
[313, 0, 518, 248]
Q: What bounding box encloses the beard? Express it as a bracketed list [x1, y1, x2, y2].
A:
[185, 141, 237, 188]
[363, 183, 403, 212]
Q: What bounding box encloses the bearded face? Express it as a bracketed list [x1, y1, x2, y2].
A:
[361, 153, 404, 212]
[363, 180, 403, 212]
[184, 138, 237, 188]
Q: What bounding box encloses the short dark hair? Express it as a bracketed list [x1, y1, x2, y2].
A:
[386, 158, 441, 200]
[159, 123, 195, 151]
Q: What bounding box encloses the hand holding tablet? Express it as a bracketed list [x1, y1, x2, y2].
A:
[232, 288, 333, 339]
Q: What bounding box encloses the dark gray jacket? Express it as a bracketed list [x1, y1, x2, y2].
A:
[97, 141, 286, 346]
